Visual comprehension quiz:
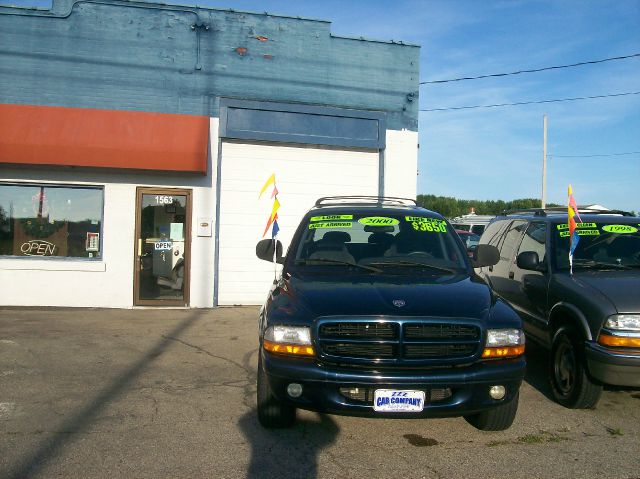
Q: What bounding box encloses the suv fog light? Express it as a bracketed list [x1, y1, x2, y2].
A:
[489, 385, 506, 400]
[287, 383, 303, 398]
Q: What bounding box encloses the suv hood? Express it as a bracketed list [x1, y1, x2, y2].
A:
[274, 273, 493, 321]
[572, 271, 640, 313]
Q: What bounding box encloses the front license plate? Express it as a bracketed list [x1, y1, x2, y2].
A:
[373, 389, 425, 412]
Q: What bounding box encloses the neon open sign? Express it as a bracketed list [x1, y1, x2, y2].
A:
[21, 240, 57, 256]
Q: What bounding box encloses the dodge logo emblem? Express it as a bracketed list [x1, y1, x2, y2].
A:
[392, 299, 406, 308]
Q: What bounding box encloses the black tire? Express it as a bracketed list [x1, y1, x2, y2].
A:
[464, 391, 519, 431]
[549, 325, 602, 409]
[256, 354, 296, 428]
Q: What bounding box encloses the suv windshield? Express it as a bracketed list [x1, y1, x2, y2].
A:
[552, 221, 640, 270]
[292, 212, 468, 274]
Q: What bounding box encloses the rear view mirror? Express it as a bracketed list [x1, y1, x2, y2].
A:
[256, 239, 284, 264]
[472, 244, 500, 268]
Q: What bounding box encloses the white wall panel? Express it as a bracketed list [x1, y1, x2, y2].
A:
[384, 129, 418, 200]
[217, 141, 379, 305]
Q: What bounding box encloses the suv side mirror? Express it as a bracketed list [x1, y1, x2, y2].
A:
[516, 251, 546, 271]
[472, 244, 500, 268]
[256, 239, 284, 264]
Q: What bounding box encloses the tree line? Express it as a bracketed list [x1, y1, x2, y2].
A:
[416, 195, 561, 219]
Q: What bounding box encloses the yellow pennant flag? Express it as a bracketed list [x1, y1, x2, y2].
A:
[258, 173, 276, 198]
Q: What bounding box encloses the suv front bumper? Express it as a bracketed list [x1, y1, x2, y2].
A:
[261, 350, 525, 418]
[585, 342, 640, 387]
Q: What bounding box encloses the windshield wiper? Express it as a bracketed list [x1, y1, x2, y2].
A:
[295, 258, 382, 273]
[366, 260, 458, 274]
[572, 259, 632, 270]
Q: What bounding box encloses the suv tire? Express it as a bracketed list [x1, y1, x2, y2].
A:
[257, 354, 296, 428]
[463, 391, 519, 431]
[549, 325, 602, 409]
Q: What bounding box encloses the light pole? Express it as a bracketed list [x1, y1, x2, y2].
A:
[542, 114, 548, 208]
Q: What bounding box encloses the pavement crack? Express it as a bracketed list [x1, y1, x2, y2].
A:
[162, 335, 251, 375]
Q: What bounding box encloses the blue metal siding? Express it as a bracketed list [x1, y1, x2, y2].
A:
[0, 0, 419, 131]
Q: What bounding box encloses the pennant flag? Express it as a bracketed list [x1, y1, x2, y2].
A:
[259, 173, 281, 239]
[568, 184, 582, 274]
[258, 173, 276, 199]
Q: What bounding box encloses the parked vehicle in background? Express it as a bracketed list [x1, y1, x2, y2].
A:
[456, 230, 480, 257]
[475, 207, 640, 408]
[255, 196, 525, 431]
[450, 211, 495, 236]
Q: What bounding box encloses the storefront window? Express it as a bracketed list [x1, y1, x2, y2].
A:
[0, 183, 103, 259]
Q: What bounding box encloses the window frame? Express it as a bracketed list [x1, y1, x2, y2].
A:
[0, 181, 105, 261]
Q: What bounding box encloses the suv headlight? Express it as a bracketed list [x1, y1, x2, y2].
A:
[482, 329, 525, 359]
[598, 315, 640, 348]
[263, 325, 315, 357]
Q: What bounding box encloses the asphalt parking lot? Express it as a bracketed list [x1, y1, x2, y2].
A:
[1, 307, 639, 479]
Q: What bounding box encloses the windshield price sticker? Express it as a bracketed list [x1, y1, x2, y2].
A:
[602, 225, 638, 234]
[405, 216, 447, 233]
[559, 230, 600, 238]
[154, 241, 173, 250]
[308, 221, 353, 230]
[310, 214, 353, 222]
[373, 389, 425, 413]
[557, 222, 597, 231]
[358, 217, 400, 226]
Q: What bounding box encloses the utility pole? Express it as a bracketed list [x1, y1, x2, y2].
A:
[541, 114, 548, 208]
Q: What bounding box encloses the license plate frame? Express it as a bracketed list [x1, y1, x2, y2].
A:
[373, 389, 426, 413]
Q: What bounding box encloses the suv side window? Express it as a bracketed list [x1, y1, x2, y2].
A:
[498, 220, 527, 264]
[479, 220, 509, 248]
[517, 221, 547, 262]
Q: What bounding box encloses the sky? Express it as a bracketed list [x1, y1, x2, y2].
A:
[4, 0, 640, 212]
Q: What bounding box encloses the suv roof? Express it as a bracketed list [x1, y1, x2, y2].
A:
[314, 196, 418, 208]
[498, 207, 635, 218]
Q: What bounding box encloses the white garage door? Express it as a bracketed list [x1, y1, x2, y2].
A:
[217, 141, 380, 305]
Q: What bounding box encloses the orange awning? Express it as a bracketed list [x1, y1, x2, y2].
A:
[0, 103, 209, 174]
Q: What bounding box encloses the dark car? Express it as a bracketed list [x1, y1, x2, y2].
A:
[475, 208, 640, 408]
[254, 196, 525, 431]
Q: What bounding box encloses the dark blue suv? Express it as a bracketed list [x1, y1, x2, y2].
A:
[255, 197, 525, 431]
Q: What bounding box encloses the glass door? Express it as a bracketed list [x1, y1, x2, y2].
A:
[134, 188, 191, 306]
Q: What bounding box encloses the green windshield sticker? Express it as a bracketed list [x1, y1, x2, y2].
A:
[358, 216, 399, 226]
[559, 229, 600, 238]
[557, 222, 597, 231]
[602, 225, 638, 234]
[310, 214, 353, 222]
[404, 216, 447, 233]
[308, 221, 352, 230]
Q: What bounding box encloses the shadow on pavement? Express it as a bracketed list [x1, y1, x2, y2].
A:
[523, 340, 554, 401]
[238, 410, 339, 479]
[6, 310, 206, 479]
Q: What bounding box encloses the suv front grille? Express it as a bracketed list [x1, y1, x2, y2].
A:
[317, 319, 482, 364]
[323, 342, 395, 359]
[319, 322, 398, 339]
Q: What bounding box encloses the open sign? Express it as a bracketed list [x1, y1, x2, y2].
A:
[154, 241, 173, 251]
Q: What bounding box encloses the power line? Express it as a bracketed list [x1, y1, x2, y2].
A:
[421, 52, 640, 84]
[549, 151, 640, 158]
[420, 91, 640, 112]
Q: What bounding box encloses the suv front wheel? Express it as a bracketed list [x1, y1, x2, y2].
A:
[463, 392, 519, 431]
[257, 354, 296, 428]
[549, 325, 602, 409]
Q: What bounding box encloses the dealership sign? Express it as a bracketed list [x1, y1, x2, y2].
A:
[21, 240, 57, 256]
